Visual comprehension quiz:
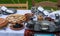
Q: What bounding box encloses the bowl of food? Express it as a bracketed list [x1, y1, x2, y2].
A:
[10, 23, 24, 30]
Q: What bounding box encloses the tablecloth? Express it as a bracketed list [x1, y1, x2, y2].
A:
[0, 10, 60, 36]
[0, 10, 31, 36]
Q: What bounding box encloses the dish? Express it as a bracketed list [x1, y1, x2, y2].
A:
[10, 23, 24, 30]
[6, 14, 26, 24]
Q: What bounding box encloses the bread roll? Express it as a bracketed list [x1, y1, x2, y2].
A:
[0, 18, 8, 28]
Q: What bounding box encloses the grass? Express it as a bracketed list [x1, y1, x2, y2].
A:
[0, 0, 58, 10]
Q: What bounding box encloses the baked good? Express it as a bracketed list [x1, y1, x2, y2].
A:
[10, 23, 24, 30]
[6, 14, 26, 24]
[6, 13, 34, 24]
[24, 13, 34, 21]
[0, 18, 8, 28]
[37, 15, 43, 21]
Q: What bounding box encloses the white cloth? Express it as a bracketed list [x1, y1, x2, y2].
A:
[0, 10, 31, 36]
[0, 10, 31, 18]
[48, 10, 60, 19]
[0, 10, 60, 36]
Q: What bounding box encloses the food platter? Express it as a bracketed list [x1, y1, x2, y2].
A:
[0, 10, 31, 31]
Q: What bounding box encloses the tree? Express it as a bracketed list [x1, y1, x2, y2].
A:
[11, 0, 15, 4]
[57, 0, 60, 7]
[32, 0, 35, 6]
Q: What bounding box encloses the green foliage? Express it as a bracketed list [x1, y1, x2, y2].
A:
[0, 0, 27, 4]
[0, 0, 57, 10]
[43, 6, 58, 10]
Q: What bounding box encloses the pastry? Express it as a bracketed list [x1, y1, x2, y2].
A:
[10, 23, 24, 30]
[0, 18, 8, 28]
[6, 13, 34, 24]
[24, 13, 34, 21]
[6, 14, 26, 24]
[37, 15, 43, 21]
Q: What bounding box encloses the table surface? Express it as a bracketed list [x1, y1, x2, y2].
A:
[0, 10, 31, 34]
[0, 10, 60, 33]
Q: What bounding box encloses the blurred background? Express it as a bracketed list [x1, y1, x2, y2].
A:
[0, 0, 58, 10]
